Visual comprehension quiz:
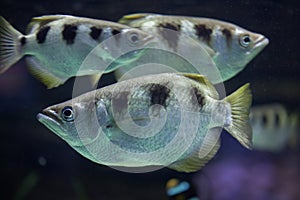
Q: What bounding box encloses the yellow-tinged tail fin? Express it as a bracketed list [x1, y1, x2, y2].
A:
[224, 83, 253, 149]
[0, 16, 24, 74]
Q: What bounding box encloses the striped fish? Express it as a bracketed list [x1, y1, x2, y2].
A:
[37, 73, 252, 173]
[116, 13, 269, 83]
[0, 15, 156, 88]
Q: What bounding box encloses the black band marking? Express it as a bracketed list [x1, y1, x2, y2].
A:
[222, 28, 232, 47]
[149, 84, 170, 107]
[20, 37, 26, 46]
[36, 26, 50, 44]
[159, 23, 181, 50]
[62, 24, 77, 44]
[194, 24, 212, 43]
[90, 26, 102, 40]
[191, 87, 205, 109]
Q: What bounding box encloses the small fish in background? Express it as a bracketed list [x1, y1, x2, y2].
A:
[166, 178, 199, 200]
[37, 73, 252, 172]
[117, 13, 269, 83]
[250, 103, 299, 152]
[0, 15, 156, 89]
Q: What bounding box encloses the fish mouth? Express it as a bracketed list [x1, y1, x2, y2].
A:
[254, 35, 269, 49]
[142, 34, 157, 46]
[37, 109, 62, 127]
[37, 109, 70, 139]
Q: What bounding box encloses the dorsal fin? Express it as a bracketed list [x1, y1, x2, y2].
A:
[118, 13, 155, 25]
[31, 15, 69, 22]
[27, 15, 68, 33]
[180, 73, 219, 98]
[120, 13, 149, 20]
[181, 73, 209, 84]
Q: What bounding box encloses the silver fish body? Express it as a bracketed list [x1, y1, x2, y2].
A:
[37, 73, 252, 172]
[0, 15, 156, 88]
[117, 13, 269, 83]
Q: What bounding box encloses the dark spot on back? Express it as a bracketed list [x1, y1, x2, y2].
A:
[274, 113, 280, 127]
[160, 23, 180, 32]
[190, 87, 205, 109]
[149, 84, 170, 107]
[194, 24, 212, 43]
[90, 26, 102, 40]
[20, 37, 26, 46]
[262, 114, 268, 126]
[159, 23, 181, 50]
[36, 26, 50, 44]
[222, 29, 232, 39]
[111, 29, 121, 44]
[222, 28, 232, 47]
[112, 29, 121, 35]
[62, 24, 77, 44]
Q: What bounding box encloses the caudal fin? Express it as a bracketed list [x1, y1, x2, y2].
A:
[224, 83, 253, 149]
[0, 16, 24, 74]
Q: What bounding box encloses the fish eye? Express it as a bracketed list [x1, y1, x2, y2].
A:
[128, 31, 140, 44]
[239, 34, 251, 48]
[61, 106, 74, 122]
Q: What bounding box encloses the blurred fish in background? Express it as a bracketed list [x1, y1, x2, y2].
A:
[250, 103, 299, 152]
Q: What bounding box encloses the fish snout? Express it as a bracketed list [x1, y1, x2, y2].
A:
[254, 34, 269, 48]
[41, 108, 62, 124]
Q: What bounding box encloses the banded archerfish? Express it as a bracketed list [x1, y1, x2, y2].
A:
[37, 73, 252, 172]
[0, 15, 157, 88]
[116, 13, 269, 83]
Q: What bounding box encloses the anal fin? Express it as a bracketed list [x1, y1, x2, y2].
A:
[26, 56, 66, 89]
[168, 128, 221, 173]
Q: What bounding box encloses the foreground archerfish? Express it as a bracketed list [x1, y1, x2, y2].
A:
[117, 13, 269, 83]
[37, 73, 252, 172]
[0, 15, 155, 88]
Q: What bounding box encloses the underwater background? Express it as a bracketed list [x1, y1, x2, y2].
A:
[0, 0, 299, 199]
